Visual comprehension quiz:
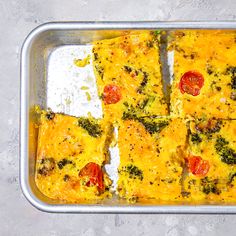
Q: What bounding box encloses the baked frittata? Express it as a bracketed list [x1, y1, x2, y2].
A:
[169, 30, 236, 119]
[182, 119, 236, 202]
[35, 110, 113, 202]
[117, 117, 187, 202]
[92, 32, 168, 122]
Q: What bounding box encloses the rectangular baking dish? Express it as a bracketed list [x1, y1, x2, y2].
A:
[20, 21, 236, 213]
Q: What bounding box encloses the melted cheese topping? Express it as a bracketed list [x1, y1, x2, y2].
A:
[170, 30, 236, 119]
[35, 112, 112, 202]
[93, 32, 168, 122]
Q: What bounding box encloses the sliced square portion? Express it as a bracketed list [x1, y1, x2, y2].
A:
[169, 30, 236, 119]
[183, 119, 236, 202]
[92, 32, 168, 122]
[117, 117, 187, 202]
[35, 111, 113, 202]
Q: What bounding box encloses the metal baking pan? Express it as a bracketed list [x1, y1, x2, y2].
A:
[20, 21, 236, 213]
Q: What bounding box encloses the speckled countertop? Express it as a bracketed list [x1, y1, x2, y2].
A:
[1, 0, 236, 235]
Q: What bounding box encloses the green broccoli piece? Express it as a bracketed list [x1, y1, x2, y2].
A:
[137, 118, 169, 135]
[191, 133, 202, 144]
[77, 117, 102, 138]
[201, 177, 220, 195]
[225, 66, 236, 89]
[221, 148, 236, 165]
[121, 164, 143, 181]
[215, 136, 236, 165]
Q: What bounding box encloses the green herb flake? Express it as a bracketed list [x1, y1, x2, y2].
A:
[85, 91, 91, 101]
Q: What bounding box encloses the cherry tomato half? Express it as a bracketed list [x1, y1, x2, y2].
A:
[179, 71, 204, 96]
[103, 84, 122, 105]
[186, 156, 210, 177]
[79, 162, 104, 192]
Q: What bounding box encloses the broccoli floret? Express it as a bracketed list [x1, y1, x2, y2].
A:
[215, 136, 236, 165]
[228, 172, 236, 184]
[221, 148, 236, 165]
[121, 164, 143, 181]
[122, 102, 169, 135]
[191, 133, 202, 144]
[77, 117, 102, 137]
[201, 177, 220, 195]
[215, 136, 229, 152]
[122, 105, 137, 120]
[225, 66, 236, 89]
[122, 102, 138, 120]
[138, 118, 169, 135]
[122, 108, 168, 135]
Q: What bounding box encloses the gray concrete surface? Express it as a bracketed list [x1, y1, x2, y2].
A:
[1, 0, 236, 235]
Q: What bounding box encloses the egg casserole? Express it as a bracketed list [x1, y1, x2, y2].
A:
[35, 30, 236, 204]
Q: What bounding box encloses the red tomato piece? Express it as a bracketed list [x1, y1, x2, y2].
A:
[179, 71, 204, 96]
[103, 84, 122, 105]
[186, 156, 210, 177]
[79, 162, 104, 192]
